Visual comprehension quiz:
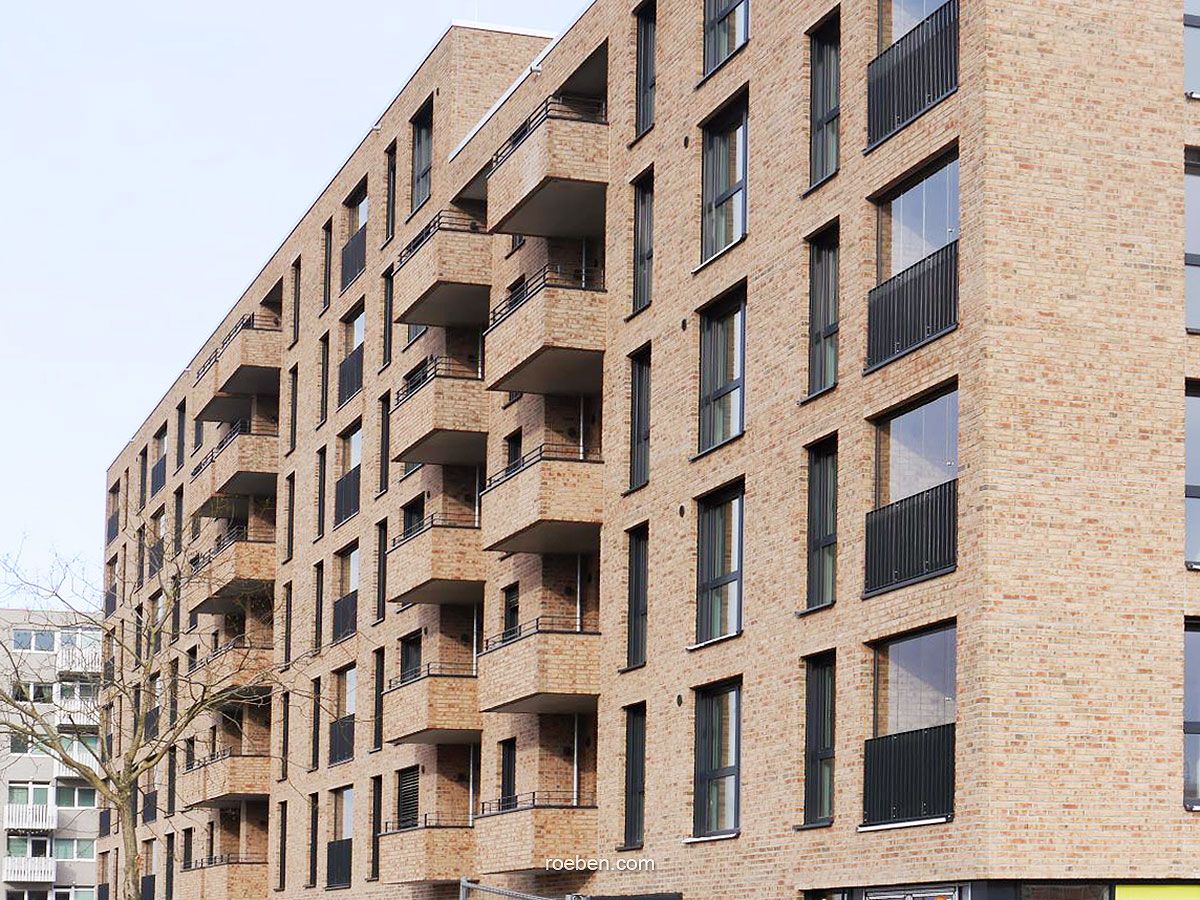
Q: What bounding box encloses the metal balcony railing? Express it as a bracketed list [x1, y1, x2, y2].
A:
[190, 420, 278, 480]
[332, 590, 358, 642]
[864, 479, 958, 596]
[58, 643, 101, 673]
[387, 660, 476, 690]
[150, 456, 167, 497]
[481, 442, 602, 494]
[188, 525, 273, 576]
[337, 344, 364, 406]
[388, 512, 478, 552]
[341, 225, 367, 291]
[480, 614, 598, 654]
[396, 210, 485, 270]
[326, 838, 352, 888]
[181, 853, 267, 871]
[333, 466, 361, 525]
[328, 714, 355, 765]
[146, 540, 164, 579]
[182, 746, 269, 774]
[3, 857, 56, 883]
[486, 264, 605, 331]
[380, 813, 473, 833]
[865, 240, 958, 372]
[867, 0, 959, 148]
[863, 722, 955, 826]
[489, 94, 607, 174]
[106, 510, 119, 544]
[478, 789, 597, 817]
[393, 357, 481, 408]
[193, 312, 283, 384]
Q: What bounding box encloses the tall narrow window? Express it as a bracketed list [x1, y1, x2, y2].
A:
[704, 0, 749, 74]
[309, 677, 321, 770]
[629, 348, 651, 488]
[806, 437, 837, 610]
[803, 652, 835, 825]
[635, 3, 657, 135]
[1187, 150, 1200, 330]
[321, 220, 333, 309]
[698, 290, 746, 451]
[399, 631, 422, 682]
[316, 447, 327, 539]
[375, 520, 388, 621]
[880, 155, 959, 279]
[306, 793, 318, 886]
[876, 388, 958, 506]
[276, 801, 288, 890]
[284, 475, 295, 562]
[318, 334, 330, 423]
[502, 585, 520, 642]
[633, 172, 654, 312]
[174, 402, 185, 470]
[378, 393, 391, 493]
[623, 703, 646, 847]
[694, 679, 740, 837]
[696, 484, 744, 644]
[381, 270, 394, 367]
[280, 690, 290, 781]
[384, 143, 397, 242]
[701, 100, 748, 261]
[372, 647, 384, 750]
[809, 13, 840, 186]
[396, 765, 419, 828]
[499, 739, 517, 810]
[291, 258, 302, 345]
[369, 775, 382, 879]
[313, 562, 325, 650]
[626, 525, 649, 669]
[1187, 384, 1200, 565]
[807, 226, 839, 395]
[411, 99, 433, 212]
[288, 366, 298, 452]
[283, 583, 293, 665]
[1186, 623, 1200, 807]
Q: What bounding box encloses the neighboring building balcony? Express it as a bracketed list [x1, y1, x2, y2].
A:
[179, 749, 271, 808]
[386, 513, 485, 605]
[178, 854, 267, 900]
[187, 635, 273, 696]
[391, 359, 486, 466]
[189, 422, 278, 517]
[486, 94, 609, 238]
[474, 791, 597, 875]
[4, 803, 56, 830]
[58, 642, 101, 674]
[383, 662, 481, 744]
[867, 0, 959, 149]
[3, 857, 57, 883]
[194, 312, 283, 422]
[479, 443, 602, 554]
[483, 265, 605, 395]
[865, 240, 958, 373]
[54, 752, 99, 779]
[184, 526, 275, 615]
[476, 616, 600, 714]
[393, 210, 491, 327]
[54, 697, 99, 729]
[862, 722, 956, 828]
[864, 478, 958, 597]
[378, 815, 475, 885]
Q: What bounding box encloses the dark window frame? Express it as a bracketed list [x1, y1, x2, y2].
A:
[703, 0, 750, 75]
[633, 170, 654, 312]
[635, 2, 657, 135]
[807, 224, 839, 396]
[381, 269, 394, 367]
[806, 436, 837, 610]
[693, 678, 741, 837]
[701, 99, 749, 262]
[803, 651, 835, 826]
[695, 482, 745, 644]
[384, 142, 397, 243]
[623, 702, 646, 848]
[411, 99, 433, 212]
[629, 347, 651, 488]
[626, 524, 649, 669]
[808, 12, 840, 187]
[698, 289, 747, 452]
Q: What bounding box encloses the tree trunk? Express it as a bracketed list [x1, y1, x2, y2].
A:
[119, 787, 141, 900]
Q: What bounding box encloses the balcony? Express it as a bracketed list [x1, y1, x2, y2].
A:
[341, 225, 367, 291]
[326, 838, 352, 888]
[333, 466, 360, 526]
[184, 527, 275, 615]
[387, 514, 485, 605]
[3, 857, 56, 883]
[383, 662, 481, 744]
[332, 590, 357, 642]
[187, 635, 273, 698]
[476, 617, 600, 714]
[178, 854, 267, 900]
[150, 456, 167, 497]
[378, 815, 474, 884]
[189, 422, 278, 517]
[338, 344, 364, 406]
[479, 444, 602, 554]
[864, 479, 958, 597]
[4, 804, 56, 830]
[58, 642, 101, 674]
[106, 510, 119, 544]
[329, 714, 355, 765]
[862, 722, 955, 827]
[394, 211, 490, 327]
[483, 266, 606, 395]
[865, 240, 958, 373]
[54, 752, 99, 779]
[474, 792, 597, 875]
[486, 95, 608, 238]
[179, 749, 270, 808]
[867, 0, 959, 148]
[391, 359, 486, 465]
[194, 313, 283, 423]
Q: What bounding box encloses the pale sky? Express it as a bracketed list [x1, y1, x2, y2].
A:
[0, 0, 579, 589]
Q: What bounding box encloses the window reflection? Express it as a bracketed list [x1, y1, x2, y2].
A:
[874, 623, 956, 735]
[886, 158, 959, 277]
[876, 389, 959, 506]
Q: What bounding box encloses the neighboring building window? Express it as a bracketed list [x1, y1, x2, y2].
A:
[1188, 384, 1200, 565]
[291, 258, 302, 345]
[807, 225, 838, 395]
[1187, 149, 1200, 330]
[629, 348, 651, 488]
[284, 474, 295, 561]
[875, 388, 958, 506]
[396, 765, 419, 829]
[809, 13, 840, 186]
[701, 99, 748, 261]
[695, 483, 744, 644]
[378, 393, 391, 493]
[1186, 623, 1200, 806]
[411, 99, 433, 212]
[322, 220, 333, 309]
[881, 155, 959, 279]
[626, 524, 649, 668]
[384, 142, 397, 242]
[318, 333, 330, 423]
[381, 270, 394, 367]
[874, 622, 956, 736]
[806, 437, 837, 610]
[623, 703, 646, 847]
[288, 366, 298, 452]
[803, 651, 835, 825]
[635, 2, 657, 134]
[693, 679, 740, 837]
[698, 289, 746, 452]
[633, 171, 654, 312]
[703, 0, 749, 75]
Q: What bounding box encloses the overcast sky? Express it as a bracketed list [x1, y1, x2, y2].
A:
[0, 0, 579, 591]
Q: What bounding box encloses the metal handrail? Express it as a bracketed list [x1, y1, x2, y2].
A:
[190, 420, 278, 479]
[396, 210, 485, 270]
[481, 442, 602, 493]
[480, 614, 598, 654]
[181, 853, 267, 871]
[194, 313, 282, 384]
[486, 264, 605, 330]
[182, 745, 270, 773]
[189, 634, 272, 673]
[387, 660, 476, 690]
[477, 789, 597, 817]
[388, 512, 479, 551]
[489, 94, 607, 173]
[380, 812, 472, 833]
[188, 525, 246, 575]
[393, 357, 481, 408]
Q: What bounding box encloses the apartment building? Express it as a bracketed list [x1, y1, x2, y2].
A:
[99, 0, 1200, 899]
[0, 611, 102, 900]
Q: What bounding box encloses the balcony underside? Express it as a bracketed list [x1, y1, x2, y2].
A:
[486, 346, 603, 396]
[396, 428, 487, 467]
[484, 519, 600, 555]
[397, 576, 485, 606]
[484, 690, 598, 716]
[196, 367, 279, 422]
[193, 473, 276, 518]
[492, 178, 606, 239]
[400, 282, 491, 328]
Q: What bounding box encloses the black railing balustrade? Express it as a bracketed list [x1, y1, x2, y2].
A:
[341, 225, 367, 291]
[380, 813, 472, 833]
[867, 0, 959, 147]
[326, 838, 352, 888]
[181, 853, 267, 871]
[387, 660, 476, 690]
[190, 420, 277, 480]
[334, 466, 361, 525]
[393, 357, 480, 408]
[864, 478, 957, 596]
[328, 714, 355, 765]
[388, 512, 478, 552]
[106, 510, 119, 544]
[144, 706, 160, 740]
[396, 210, 485, 270]
[862, 722, 955, 826]
[478, 789, 597, 817]
[866, 240, 958, 372]
[486, 264, 605, 330]
[479, 614, 598, 654]
[332, 590, 358, 642]
[193, 312, 283, 384]
[140, 874, 155, 900]
[481, 442, 602, 494]
[98, 809, 111, 837]
[150, 456, 167, 497]
[141, 788, 158, 824]
[188, 525, 254, 576]
[147, 541, 164, 579]
[338, 344, 364, 406]
[489, 94, 607, 174]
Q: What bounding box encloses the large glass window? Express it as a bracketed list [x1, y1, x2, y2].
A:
[698, 291, 746, 451]
[701, 101, 748, 261]
[804, 652, 835, 825]
[1187, 385, 1200, 564]
[704, 0, 749, 74]
[694, 680, 740, 837]
[809, 14, 840, 186]
[873, 623, 956, 736]
[806, 438, 837, 610]
[882, 0, 950, 46]
[696, 484, 743, 644]
[635, 3, 657, 135]
[1186, 624, 1200, 806]
[876, 388, 958, 506]
[882, 156, 959, 278]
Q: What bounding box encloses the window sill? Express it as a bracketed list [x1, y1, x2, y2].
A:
[692, 233, 748, 275]
[379, 235, 394, 253]
[627, 124, 654, 150]
[695, 40, 749, 90]
[614, 842, 644, 852]
[624, 300, 652, 323]
[801, 170, 838, 199]
[332, 511, 359, 530]
[327, 757, 353, 769]
[683, 830, 740, 844]
[372, 615, 385, 627]
[686, 630, 742, 652]
[336, 387, 363, 410]
[404, 197, 431, 226]
[857, 815, 950, 832]
[617, 662, 646, 675]
[339, 271, 364, 297]
[690, 431, 744, 463]
[798, 382, 837, 406]
[793, 819, 832, 831]
[794, 601, 834, 618]
[621, 481, 648, 498]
